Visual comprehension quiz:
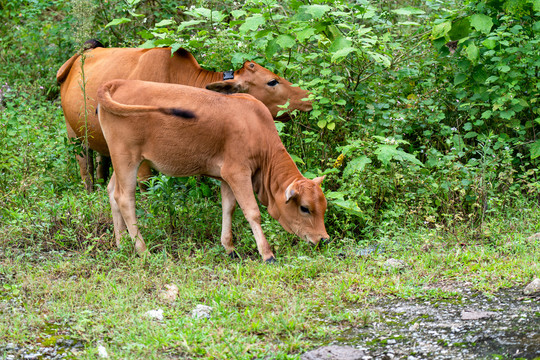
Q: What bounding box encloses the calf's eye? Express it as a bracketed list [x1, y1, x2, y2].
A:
[267, 79, 279, 87]
[300, 206, 310, 214]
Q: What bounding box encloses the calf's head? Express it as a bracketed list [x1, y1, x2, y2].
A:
[273, 176, 329, 245]
[206, 61, 312, 120]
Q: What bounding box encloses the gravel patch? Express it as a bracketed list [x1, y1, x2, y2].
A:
[322, 287, 539, 359]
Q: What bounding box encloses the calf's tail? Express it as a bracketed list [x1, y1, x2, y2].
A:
[97, 81, 196, 119]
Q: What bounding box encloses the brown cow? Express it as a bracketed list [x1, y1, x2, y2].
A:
[96, 79, 327, 262]
[57, 45, 312, 191]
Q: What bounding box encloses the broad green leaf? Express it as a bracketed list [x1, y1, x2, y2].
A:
[499, 65, 511, 73]
[375, 145, 423, 166]
[239, 15, 265, 33]
[177, 19, 205, 31]
[391, 7, 425, 15]
[138, 30, 154, 40]
[532, 0, 540, 11]
[331, 47, 357, 63]
[171, 42, 183, 54]
[105, 18, 131, 28]
[344, 156, 372, 177]
[449, 18, 471, 40]
[465, 42, 479, 62]
[155, 19, 174, 27]
[398, 21, 421, 26]
[331, 199, 363, 217]
[154, 38, 174, 47]
[231, 10, 246, 19]
[329, 36, 352, 52]
[276, 34, 295, 49]
[368, 52, 391, 67]
[470, 14, 493, 34]
[290, 154, 305, 165]
[139, 40, 155, 48]
[296, 28, 315, 42]
[530, 140, 540, 159]
[482, 38, 498, 49]
[454, 73, 467, 85]
[265, 39, 279, 59]
[431, 21, 452, 39]
[327, 122, 336, 130]
[301, 4, 331, 19]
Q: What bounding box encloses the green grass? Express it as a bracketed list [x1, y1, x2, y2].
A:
[1, 199, 538, 359]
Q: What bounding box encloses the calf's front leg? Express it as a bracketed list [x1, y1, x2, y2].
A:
[220, 181, 238, 257]
[221, 171, 275, 262]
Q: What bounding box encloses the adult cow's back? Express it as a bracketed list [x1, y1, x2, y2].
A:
[57, 44, 312, 190]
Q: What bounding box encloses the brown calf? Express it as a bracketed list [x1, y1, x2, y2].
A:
[97, 79, 327, 262]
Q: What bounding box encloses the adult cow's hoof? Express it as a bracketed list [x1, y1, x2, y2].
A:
[228, 251, 240, 259]
[265, 256, 277, 264]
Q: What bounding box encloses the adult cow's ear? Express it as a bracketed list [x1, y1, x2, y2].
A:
[285, 181, 298, 203]
[206, 81, 247, 94]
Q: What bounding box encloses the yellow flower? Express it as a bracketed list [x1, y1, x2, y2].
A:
[333, 153, 345, 168]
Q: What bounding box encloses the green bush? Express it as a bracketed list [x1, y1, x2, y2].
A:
[0, 0, 538, 252]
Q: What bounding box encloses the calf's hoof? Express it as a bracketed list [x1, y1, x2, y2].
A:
[264, 256, 277, 264]
[228, 251, 240, 259]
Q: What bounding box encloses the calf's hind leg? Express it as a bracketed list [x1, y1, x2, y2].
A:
[107, 172, 127, 247]
[110, 163, 148, 254]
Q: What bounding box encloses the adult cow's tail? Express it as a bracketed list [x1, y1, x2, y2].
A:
[56, 39, 105, 84]
[97, 80, 196, 119]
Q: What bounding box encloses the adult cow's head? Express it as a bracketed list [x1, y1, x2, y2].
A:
[269, 176, 329, 245]
[206, 61, 312, 120]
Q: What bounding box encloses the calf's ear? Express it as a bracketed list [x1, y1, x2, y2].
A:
[285, 181, 298, 204]
[313, 176, 325, 186]
[206, 81, 247, 94]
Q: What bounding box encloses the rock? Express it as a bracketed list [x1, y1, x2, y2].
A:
[523, 278, 540, 295]
[144, 309, 164, 321]
[526, 233, 540, 241]
[158, 284, 179, 303]
[98, 345, 109, 358]
[192, 304, 212, 319]
[301, 345, 366, 360]
[460, 310, 495, 320]
[23, 354, 40, 360]
[383, 258, 407, 270]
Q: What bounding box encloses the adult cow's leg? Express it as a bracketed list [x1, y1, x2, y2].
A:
[220, 181, 237, 257]
[66, 120, 95, 191]
[221, 170, 275, 262]
[107, 172, 128, 247]
[136, 161, 153, 192]
[96, 155, 111, 185]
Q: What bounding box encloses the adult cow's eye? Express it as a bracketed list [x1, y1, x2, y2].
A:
[300, 206, 310, 214]
[267, 79, 279, 87]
